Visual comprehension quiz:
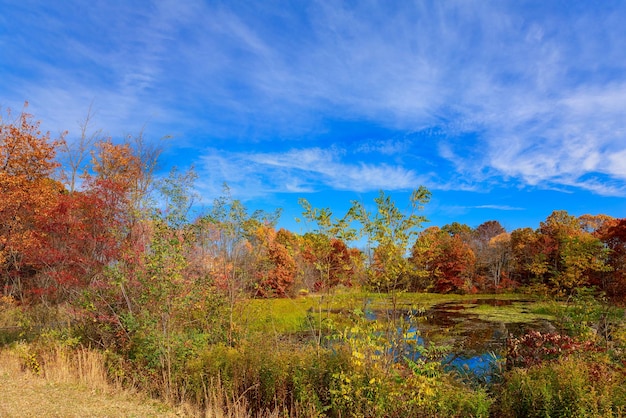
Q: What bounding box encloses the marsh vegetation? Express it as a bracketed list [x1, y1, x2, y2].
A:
[2, 108, 626, 416]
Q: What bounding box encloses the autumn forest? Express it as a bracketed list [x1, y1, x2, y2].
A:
[2, 106, 626, 417]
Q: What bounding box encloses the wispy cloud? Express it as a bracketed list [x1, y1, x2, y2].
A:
[357, 138, 414, 156]
[471, 205, 524, 211]
[2, 0, 626, 202]
[480, 82, 626, 194]
[196, 147, 427, 201]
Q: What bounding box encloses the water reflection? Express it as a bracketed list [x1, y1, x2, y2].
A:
[367, 299, 555, 376]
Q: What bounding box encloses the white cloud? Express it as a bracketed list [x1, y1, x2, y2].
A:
[356, 138, 413, 155]
[608, 150, 626, 178]
[3, 0, 626, 199]
[472, 205, 524, 211]
[196, 147, 427, 201]
[478, 82, 626, 193]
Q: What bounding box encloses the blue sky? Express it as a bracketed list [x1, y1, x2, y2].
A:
[1, 0, 625, 233]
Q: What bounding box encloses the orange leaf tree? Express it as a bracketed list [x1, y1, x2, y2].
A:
[250, 225, 296, 297]
[595, 217, 626, 299]
[410, 226, 476, 293]
[0, 105, 64, 300]
[538, 211, 611, 294]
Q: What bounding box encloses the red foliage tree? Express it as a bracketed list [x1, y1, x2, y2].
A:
[410, 226, 476, 293]
[253, 225, 296, 297]
[596, 218, 626, 299]
[30, 188, 129, 301]
[0, 105, 64, 300]
[299, 233, 359, 291]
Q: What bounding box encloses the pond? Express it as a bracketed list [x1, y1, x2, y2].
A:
[366, 298, 557, 377]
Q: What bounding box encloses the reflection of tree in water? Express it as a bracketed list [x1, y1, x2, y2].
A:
[393, 300, 556, 359]
[461, 325, 496, 353]
[354, 298, 557, 375]
[348, 299, 557, 376]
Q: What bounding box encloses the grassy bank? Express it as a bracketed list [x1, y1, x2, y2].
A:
[2, 290, 625, 417]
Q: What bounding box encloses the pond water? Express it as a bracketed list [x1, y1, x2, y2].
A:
[366, 299, 557, 377]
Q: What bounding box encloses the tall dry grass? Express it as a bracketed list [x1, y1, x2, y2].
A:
[0, 345, 180, 417]
[0, 343, 284, 418]
[42, 345, 113, 389]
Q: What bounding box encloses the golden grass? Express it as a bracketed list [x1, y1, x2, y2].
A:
[0, 346, 180, 418]
[0, 344, 287, 418]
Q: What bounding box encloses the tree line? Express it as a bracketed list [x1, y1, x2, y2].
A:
[2, 105, 626, 314]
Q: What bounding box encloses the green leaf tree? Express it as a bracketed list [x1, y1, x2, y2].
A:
[297, 198, 358, 292]
[349, 188, 431, 292]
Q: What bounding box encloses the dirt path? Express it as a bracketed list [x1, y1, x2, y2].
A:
[0, 351, 181, 418]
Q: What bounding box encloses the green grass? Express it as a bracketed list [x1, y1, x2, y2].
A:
[240, 296, 318, 334]
[529, 301, 565, 316]
[237, 290, 550, 334]
[239, 290, 371, 334]
[466, 302, 556, 323]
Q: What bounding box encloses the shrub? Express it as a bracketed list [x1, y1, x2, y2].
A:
[506, 330, 599, 369]
[181, 338, 348, 416]
[495, 356, 626, 417]
[323, 308, 492, 418]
